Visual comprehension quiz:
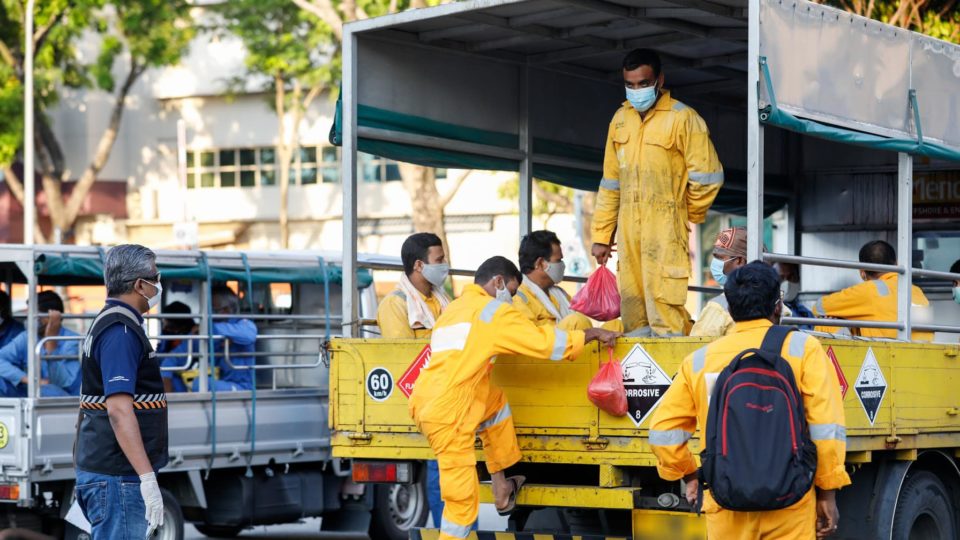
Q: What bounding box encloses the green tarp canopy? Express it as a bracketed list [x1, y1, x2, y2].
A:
[330, 100, 790, 217]
[31, 254, 374, 288]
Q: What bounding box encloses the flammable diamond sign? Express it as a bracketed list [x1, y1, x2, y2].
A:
[397, 345, 431, 399]
[620, 344, 672, 427]
[825, 346, 849, 399]
[854, 347, 887, 425]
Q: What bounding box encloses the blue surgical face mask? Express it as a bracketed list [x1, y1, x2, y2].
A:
[626, 86, 657, 112]
[954, 285, 960, 305]
[710, 257, 728, 286]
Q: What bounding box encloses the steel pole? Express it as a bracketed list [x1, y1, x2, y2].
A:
[23, 0, 36, 245]
[746, 0, 763, 261]
[341, 29, 359, 338]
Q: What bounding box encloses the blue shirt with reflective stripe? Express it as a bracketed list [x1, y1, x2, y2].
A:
[93, 300, 145, 397]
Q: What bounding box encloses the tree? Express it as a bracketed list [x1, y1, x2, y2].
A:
[218, 0, 335, 249]
[498, 177, 596, 261]
[818, 0, 959, 42]
[291, 0, 471, 259]
[0, 0, 193, 242]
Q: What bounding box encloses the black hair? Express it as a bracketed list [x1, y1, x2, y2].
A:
[518, 230, 560, 274]
[211, 285, 240, 314]
[950, 259, 960, 276]
[725, 261, 781, 322]
[859, 240, 896, 278]
[163, 301, 195, 333]
[401, 233, 443, 276]
[0, 290, 11, 320]
[474, 256, 523, 286]
[622, 48, 662, 77]
[37, 290, 64, 313]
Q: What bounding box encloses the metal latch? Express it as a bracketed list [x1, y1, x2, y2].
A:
[583, 436, 609, 450]
[348, 432, 372, 444]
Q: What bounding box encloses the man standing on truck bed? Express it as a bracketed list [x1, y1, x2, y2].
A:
[74, 244, 168, 539]
[409, 256, 619, 540]
[650, 262, 850, 539]
[591, 48, 724, 337]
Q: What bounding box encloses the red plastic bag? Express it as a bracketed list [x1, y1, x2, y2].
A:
[587, 349, 627, 417]
[570, 265, 621, 321]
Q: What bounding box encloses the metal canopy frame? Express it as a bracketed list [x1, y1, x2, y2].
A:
[339, 0, 960, 339]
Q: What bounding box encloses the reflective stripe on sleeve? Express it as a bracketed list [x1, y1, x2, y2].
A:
[810, 423, 847, 442]
[480, 300, 504, 323]
[692, 346, 708, 373]
[814, 297, 825, 316]
[599, 178, 620, 191]
[431, 323, 471, 353]
[550, 328, 568, 361]
[689, 171, 724, 185]
[788, 332, 809, 358]
[874, 279, 890, 297]
[649, 429, 693, 446]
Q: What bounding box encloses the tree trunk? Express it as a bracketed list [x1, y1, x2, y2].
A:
[398, 163, 451, 256]
[276, 75, 291, 249]
[60, 62, 144, 234]
[2, 166, 48, 243]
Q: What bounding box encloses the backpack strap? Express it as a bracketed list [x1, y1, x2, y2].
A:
[759, 325, 795, 357]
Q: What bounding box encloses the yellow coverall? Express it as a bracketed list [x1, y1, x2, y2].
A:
[649, 319, 851, 539]
[812, 272, 933, 341]
[512, 282, 593, 331]
[690, 295, 735, 337]
[592, 91, 723, 336]
[376, 289, 442, 339]
[409, 284, 586, 539]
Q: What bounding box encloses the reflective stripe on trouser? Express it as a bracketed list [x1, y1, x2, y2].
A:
[419, 386, 522, 540]
[704, 488, 816, 540]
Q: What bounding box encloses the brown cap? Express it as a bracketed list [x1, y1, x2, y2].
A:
[713, 227, 748, 258]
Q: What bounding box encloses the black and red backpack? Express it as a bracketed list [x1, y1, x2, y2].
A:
[699, 325, 817, 511]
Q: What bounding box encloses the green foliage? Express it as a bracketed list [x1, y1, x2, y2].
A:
[498, 176, 575, 217]
[821, 0, 959, 43]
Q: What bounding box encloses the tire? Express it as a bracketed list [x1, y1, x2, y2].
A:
[193, 524, 244, 538]
[369, 479, 429, 540]
[892, 471, 956, 540]
[157, 488, 184, 540]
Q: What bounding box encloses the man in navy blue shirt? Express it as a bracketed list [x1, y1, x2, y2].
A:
[74, 244, 167, 538]
[0, 291, 80, 397]
[192, 286, 257, 392]
[0, 290, 25, 350]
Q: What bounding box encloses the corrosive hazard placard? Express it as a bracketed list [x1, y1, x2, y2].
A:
[854, 348, 886, 425]
[620, 344, 672, 427]
[397, 345, 431, 398]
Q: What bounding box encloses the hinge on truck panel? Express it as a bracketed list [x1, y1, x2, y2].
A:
[347, 432, 372, 445]
[583, 436, 609, 450]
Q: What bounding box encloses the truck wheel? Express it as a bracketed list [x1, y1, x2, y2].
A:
[370, 480, 429, 540]
[892, 471, 956, 540]
[157, 488, 185, 540]
[193, 524, 244, 538]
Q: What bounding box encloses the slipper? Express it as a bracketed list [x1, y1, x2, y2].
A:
[495, 475, 526, 516]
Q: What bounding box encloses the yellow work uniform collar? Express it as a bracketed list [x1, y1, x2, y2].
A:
[732, 319, 774, 333]
[461, 283, 492, 299]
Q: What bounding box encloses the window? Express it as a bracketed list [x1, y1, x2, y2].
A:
[187, 146, 408, 187]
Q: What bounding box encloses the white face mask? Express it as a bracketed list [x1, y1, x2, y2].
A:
[138, 279, 163, 312]
[544, 260, 566, 285]
[494, 277, 513, 303]
[421, 263, 450, 288]
[781, 280, 800, 303]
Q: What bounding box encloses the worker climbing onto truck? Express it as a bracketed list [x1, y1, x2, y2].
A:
[0, 291, 80, 397]
[192, 286, 258, 391]
[812, 240, 933, 341]
[591, 48, 724, 337]
[513, 230, 593, 330]
[650, 261, 850, 539]
[377, 232, 452, 339]
[409, 256, 619, 539]
[690, 227, 749, 337]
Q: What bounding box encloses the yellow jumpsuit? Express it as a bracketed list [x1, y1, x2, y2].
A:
[812, 272, 933, 341]
[376, 289, 442, 339]
[690, 295, 735, 337]
[409, 284, 586, 539]
[592, 91, 723, 336]
[512, 281, 593, 331]
[649, 319, 851, 539]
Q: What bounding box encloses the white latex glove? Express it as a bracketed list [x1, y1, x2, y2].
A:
[140, 472, 164, 538]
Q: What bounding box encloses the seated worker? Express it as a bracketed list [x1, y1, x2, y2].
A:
[776, 261, 815, 330]
[514, 230, 593, 331]
[690, 227, 748, 337]
[409, 256, 620, 539]
[377, 232, 452, 338]
[650, 261, 850, 539]
[158, 301, 198, 393]
[376, 233, 454, 529]
[0, 291, 80, 397]
[192, 286, 258, 392]
[0, 290, 25, 349]
[812, 240, 933, 340]
[952, 259, 960, 305]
